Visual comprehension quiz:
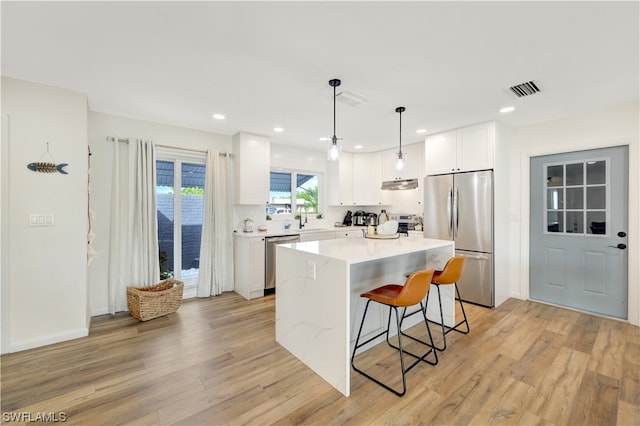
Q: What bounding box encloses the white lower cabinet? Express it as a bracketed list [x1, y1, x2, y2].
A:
[233, 235, 265, 300]
[337, 229, 365, 239]
[299, 231, 336, 242]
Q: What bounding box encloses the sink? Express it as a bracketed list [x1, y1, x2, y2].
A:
[294, 228, 327, 232]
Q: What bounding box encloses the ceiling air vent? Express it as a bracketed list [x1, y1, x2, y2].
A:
[335, 90, 368, 107]
[509, 80, 541, 98]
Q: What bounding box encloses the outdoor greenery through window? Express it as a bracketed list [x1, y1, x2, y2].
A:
[156, 150, 206, 293]
[267, 171, 320, 219]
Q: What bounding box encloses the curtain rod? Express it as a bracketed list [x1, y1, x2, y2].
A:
[106, 136, 129, 144]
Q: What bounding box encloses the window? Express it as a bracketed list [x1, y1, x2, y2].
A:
[267, 171, 320, 219]
[156, 149, 206, 297]
[544, 158, 608, 236]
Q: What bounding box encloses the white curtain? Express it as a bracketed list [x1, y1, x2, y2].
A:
[107, 138, 160, 314]
[197, 150, 234, 297]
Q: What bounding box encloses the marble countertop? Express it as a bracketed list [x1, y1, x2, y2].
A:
[279, 237, 453, 265]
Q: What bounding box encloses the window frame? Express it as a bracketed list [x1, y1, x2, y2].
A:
[542, 156, 610, 237]
[156, 147, 207, 297]
[268, 168, 323, 222]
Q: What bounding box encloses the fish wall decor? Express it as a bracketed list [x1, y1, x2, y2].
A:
[27, 162, 68, 174]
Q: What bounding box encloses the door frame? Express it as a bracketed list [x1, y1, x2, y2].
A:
[518, 141, 638, 326]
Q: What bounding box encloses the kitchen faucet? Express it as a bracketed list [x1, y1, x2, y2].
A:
[298, 206, 308, 229]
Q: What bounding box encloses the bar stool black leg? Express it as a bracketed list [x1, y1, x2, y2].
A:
[426, 283, 470, 352]
[351, 303, 409, 396]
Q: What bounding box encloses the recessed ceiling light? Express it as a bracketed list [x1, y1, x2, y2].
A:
[500, 106, 515, 113]
[416, 129, 427, 134]
[354, 145, 363, 149]
[273, 127, 284, 132]
[212, 114, 225, 120]
[319, 137, 329, 141]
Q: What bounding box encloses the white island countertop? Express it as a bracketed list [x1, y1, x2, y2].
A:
[281, 237, 453, 264]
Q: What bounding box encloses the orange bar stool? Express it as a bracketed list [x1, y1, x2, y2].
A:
[427, 255, 469, 351]
[351, 268, 438, 397]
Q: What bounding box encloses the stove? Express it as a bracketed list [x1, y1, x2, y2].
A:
[389, 213, 421, 233]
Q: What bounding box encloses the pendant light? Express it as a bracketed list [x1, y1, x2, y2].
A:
[395, 106, 406, 171]
[327, 78, 341, 161]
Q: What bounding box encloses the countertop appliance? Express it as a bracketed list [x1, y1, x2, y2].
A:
[365, 212, 378, 226]
[265, 234, 301, 292]
[389, 213, 420, 233]
[424, 170, 494, 307]
[353, 210, 367, 226]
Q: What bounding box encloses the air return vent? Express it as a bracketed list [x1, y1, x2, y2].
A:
[509, 80, 541, 97]
[335, 90, 368, 107]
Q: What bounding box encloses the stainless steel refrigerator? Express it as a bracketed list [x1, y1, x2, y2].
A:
[423, 170, 494, 307]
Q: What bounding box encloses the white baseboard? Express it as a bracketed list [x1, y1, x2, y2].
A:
[91, 307, 110, 317]
[8, 327, 88, 353]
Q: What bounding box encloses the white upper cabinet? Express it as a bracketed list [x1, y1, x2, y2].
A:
[352, 152, 388, 205]
[233, 132, 270, 205]
[381, 143, 421, 182]
[425, 122, 495, 175]
[327, 152, 354, 206]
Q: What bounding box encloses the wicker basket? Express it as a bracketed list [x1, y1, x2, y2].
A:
[127, 279, 184, 321]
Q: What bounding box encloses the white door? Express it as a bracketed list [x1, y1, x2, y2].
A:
[530, 146, 628, 319]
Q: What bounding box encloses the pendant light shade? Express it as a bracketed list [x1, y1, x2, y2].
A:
[395, 106, 406, 171]
[327, 78, 341, 161]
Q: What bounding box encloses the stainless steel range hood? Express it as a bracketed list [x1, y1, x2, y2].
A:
[381, 178, 419, 190]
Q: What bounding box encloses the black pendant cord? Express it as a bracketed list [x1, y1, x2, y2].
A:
[329, 79, 341, 145]
[333, 83, 337, 144]
[396, 106, 405, 156]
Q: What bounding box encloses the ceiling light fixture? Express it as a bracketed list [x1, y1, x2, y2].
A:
[416, 128, 427, 134]
[500, 106, 515, 113]
[212, 114, 225, 120]
[327, 78, 342, 161]
[395, 106, 406, 171]
[273, 127, 284, 132]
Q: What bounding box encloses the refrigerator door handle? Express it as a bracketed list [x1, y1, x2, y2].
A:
[447, 186, 453, 237]
[453, 186, 459, 237]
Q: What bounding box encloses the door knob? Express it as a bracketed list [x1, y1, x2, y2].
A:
[608, 243, 627, 250]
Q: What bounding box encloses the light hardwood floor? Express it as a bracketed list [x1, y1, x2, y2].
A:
[2, 292, 639, 425]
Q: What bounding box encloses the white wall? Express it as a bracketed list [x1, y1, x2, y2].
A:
[508, 103, 639, 326]
[1, 77, 89, 353]
[88, 112, 232, 316]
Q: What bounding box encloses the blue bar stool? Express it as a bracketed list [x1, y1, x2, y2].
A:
[351, 268, 438, 396]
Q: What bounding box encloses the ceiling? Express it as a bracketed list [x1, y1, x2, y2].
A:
[2, 1, 638, 154]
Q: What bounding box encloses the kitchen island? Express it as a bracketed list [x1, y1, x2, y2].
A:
[275, 237, 455, 396]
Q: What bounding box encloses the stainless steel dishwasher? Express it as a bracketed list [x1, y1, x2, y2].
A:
[265, 234, 300, 292]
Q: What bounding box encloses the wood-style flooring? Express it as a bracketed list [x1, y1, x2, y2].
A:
[2, 292, 639, 425]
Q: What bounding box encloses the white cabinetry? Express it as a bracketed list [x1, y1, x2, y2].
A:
[381, 142, 424, 206]
[381, 143, 421, 182]
[352, 152, 387, 206]
[299, 231, 336, 242]
[327, 152, 354, 206]
[336, 229, 364, 239]
[233, 235, 265, 300]
[328, 152, 390, 206]
[233, 132, 270, 205]
[425, 122, 495, 175]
